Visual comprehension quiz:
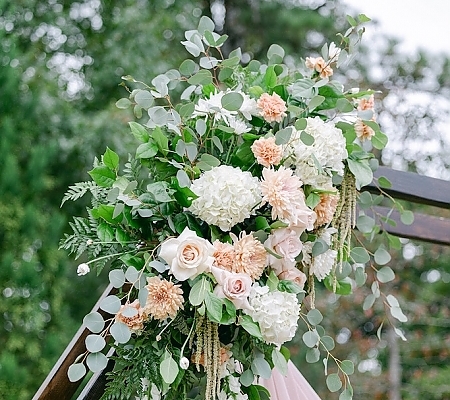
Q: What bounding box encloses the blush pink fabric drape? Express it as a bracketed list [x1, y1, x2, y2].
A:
[261, 361, 322, 400]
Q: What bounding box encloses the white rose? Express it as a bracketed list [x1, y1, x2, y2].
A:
[212, 267, 253, 311]
[77, 263, 90, 276]
[265, 228, 303, 274]
[159, 227, 214, 281]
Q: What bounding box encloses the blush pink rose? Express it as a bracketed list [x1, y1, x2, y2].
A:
[278, 268, 307, 290]
[264, 228, 303, 274]
[159, 227, 215, 281]
[212, 266, 253, 311]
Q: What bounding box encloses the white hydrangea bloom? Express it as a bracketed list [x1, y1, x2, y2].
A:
[284, 117, 347, 187]
[245, 286, 300, 346]
[188, 165, 261, 231]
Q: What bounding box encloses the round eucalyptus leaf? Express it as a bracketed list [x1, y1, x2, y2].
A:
[377, 266, 395, 283]
[321, 335, 335, 351]
[306, 348, 320, 363]
[68, 363, 86, 382]
[110, 322, 131, 344]
[125, 266, 139, 283]
[340, 360, 354, 375]
[86, 352, 109, 373]
[374, 248, 391, 265]
[83, 311, 105, 333]
[99, 295, 121, 314]
[307, 309, 323, 326]
[302, 330, 319, 348]
[326, 373, 342, 392]
[85, 334, 106, 353]
[109, 269, 126, 288]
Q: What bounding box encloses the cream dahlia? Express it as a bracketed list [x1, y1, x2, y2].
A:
[144, 276, 184, 320]
[232, 232, 267, 280]
[314, 191, 340, 228]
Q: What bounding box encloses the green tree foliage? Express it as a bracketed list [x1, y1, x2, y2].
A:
[1, 0, 449, 398]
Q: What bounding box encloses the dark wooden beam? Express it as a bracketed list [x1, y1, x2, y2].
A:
[368, 166, 450, 209]
[32, 284, 115, 400]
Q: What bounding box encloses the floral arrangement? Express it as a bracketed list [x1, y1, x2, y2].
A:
[61, 14, 411, 400]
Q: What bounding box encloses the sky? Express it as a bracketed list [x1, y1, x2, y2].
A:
[342, 0, 450, 55]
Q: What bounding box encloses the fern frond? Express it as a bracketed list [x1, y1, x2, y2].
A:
[60, 182, 99, 207]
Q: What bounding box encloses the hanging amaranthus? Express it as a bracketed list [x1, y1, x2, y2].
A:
[331, 168, 357, 289]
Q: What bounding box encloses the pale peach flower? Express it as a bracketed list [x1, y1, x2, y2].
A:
[144, 276, 184, 320]
[260, 166, 316, 229]
[193, 347, 230, 367]
[264, 228, 303, 274]
[305, 56, 333, 79]
[314, 191, 340, 228]
[115, 299, 146, 332]
[213, 240, 235, 271]
[354, 118, 375, 141]
[278, 268, 307, 290]
[212, 266, 252, 310]
[358, 94, 375, 111]
[256, 93, 287, 123]
[251, 137, 283, 168]
[231, 232, 267, 280]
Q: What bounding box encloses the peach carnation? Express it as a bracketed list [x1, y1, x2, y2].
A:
[314, 191, 340, 227]
[256, 93, 287, 123]
[115, 299, 146, 332]
[260, 166, 316, 229]
[305, 56, 333, 79]
[213, 240, 236, 271]
[144, 276, 184, 320]
[231, 232, 267, 280]
[251, 137, 283, 168]
[358, 94, 375, 111]
[354, 119, 375, 141]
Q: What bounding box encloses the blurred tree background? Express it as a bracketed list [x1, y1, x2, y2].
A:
[0, 0, 449, 399]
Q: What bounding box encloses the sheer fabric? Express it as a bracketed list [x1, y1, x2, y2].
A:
[261, 361, 321, 400]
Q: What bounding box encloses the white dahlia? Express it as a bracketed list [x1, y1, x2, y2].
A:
[188, 165, 261, 231]
[245, 286, 300, 346]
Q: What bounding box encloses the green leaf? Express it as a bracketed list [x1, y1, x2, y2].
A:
[151, 127, 169, 156]
[197, 15, 215, 34]
[306, 348, 320, 363]
[86, 352, 108, 373]
[346, 15, 358, 27]
[147, 181, 173, 203]
[97, 223, 114, 242]
[306, 192, 321, 209]
[83, 312, 105, 333]
[129, 122, 149, 142]
[363, 294, 376, 311]
[160, 354, 179, 384]
[88, 166, 116, 188]
[109, 269, 126, 289]
[240, 315, 263, 340]
[391, 306, 408, 322]
[308, 95, 325, 110]
[339, 388, 353, 400]
[240, 369, 255, 387]
[377, 176, 392, 188]
[264, 66, 277, 88]
[356, 215, 375, 233]
[85, 334, 106, 353]
[374, 248, 391, 265]
[251, 357, 272, 379]
[205, 292, 223, 323]
[336, 98, 354, 112]
[267, 270, 279, 291]
[221, 92, 244, 111]
[102, 147, 119, 171]
[347, 158, 373, 190]
[326, 373, 342, 392]
[136, 141, 158, 159]
[134, 90, 154, 109]
[295, 118, 307, 130]
[355, 267, 367, 286]
[377, 266, 395, 283]
[312, 238, 329, 257]
[321, 335, 335, 351]
[275, 128, 292, 145]
[179, 59, 197, 76]
[68, 363, 86, 382]
[115, 98, 131, 109]
[187, 70, 213, 85]
[272, 349, 288, 376]
[189, 277, 211, 306]
[372, 130, 388, 150]
[300, 131, 315, 146]
[307, 309, 323, 326]
[400, 210, 414, 225]
[267, 44, 285, 60]
[340, 360, 354, 375]
[110, 322, 131, 344]
[350, 247, 370, 263]
[302, 330, 319, 348]
[99, 295, 121, 314]
[324, 276, 353, 295]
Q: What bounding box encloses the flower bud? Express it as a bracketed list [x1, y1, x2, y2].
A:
[179, 357, 190, 370]
[77, 263, 90, 276]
